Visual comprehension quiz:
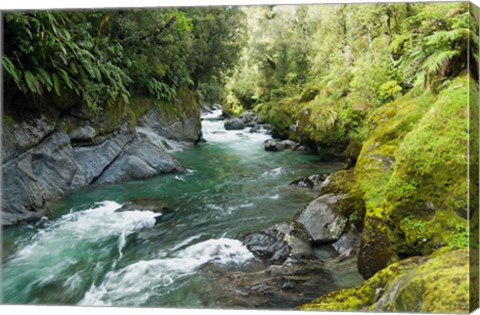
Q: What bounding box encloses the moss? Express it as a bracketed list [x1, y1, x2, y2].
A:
[301, 249, 471, 313]
[299, 256, 425, 311]
[354, 75, 471, 273]
[3, 115, 14, 126]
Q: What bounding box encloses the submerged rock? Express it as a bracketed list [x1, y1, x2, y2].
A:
[116, 197, 170, 213]
[224, 117, 245, 130]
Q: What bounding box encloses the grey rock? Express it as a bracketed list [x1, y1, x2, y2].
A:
[71, 125, 134, 188]
[68, 126, 96, 141]
[224, 117, 245, 130]
[332, 223, 361, 261]
[138, 107, 201, 144]
[239, 222, 314, 265]
[2, 115, 55, 163]
[295, 193, 348, 243]
[290, 174, 329, 189]
[94, 127, 185, 185]
[238, 110, 257, 126]
[264, 139, 301, 152]
[2, 131, 76, 225]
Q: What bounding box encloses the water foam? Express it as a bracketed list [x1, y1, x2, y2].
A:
[79, 238, 255, 306]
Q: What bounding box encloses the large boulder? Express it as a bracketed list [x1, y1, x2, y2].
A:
[300, 249, 471, 314]
[205, 222, 336, 309]
[238, 222, 314, 265]
[70, 125, 134, 188]
[224, 117, 245, 130]
[94, 127, 185, 185]
[295, 193, 348, 243]
[265, 139, 306, 152]
[2, 131, 76, 225]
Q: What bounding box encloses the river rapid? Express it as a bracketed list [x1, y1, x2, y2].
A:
[1, 109, 357, 308]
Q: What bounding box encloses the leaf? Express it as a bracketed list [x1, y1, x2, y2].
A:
[59, 68, 73, 89]
[2, 56, 20, 83]
[24, 71, 39, 93]
[37, 68, 53, 88]
[53, 73, 61, 96]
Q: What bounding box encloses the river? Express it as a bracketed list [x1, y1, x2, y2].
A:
[1, 109, 358, 307]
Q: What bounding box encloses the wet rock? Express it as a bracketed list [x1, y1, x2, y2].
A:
[238, 222, 314, 265]
[249, 124, 271, 133]
[94, 127, 185, 185]
[117, 197, 170, 213]
[331, 223, 361, 261]
[2, 131, 76, 225]
[70, 125, 134, 189]
[295, 193, 348, 243]
[238, 110, 258, 127]
[224, 117, 245, 130]
[290, 174, 329, 189]
[264, 139, 302, 152]
[207, 254, 336, 309]
[68, 126, 96, 141]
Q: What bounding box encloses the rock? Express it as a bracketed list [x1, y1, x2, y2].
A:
[238, 110, 257, 126]
[1, 131, 76, 225]
[2, 115, 55, 163]
[94, 127, 185, 185]
[116, 197, 170, 213]
[290, 174, 329, 189]
[224, 117, 245, 130]
[70, 125, 134, 189]
[300, 249, 470, 314]
[294, 193, 348, 243]
[238, 222, 314, 265]
[208, 259, 336, 309]
[116, 197, 174, 223]
[249, 124, 271, 133]
[68, 126, 96, 141]
[331, 223, 361, 261]
[138, 105, 201, 144]
[264, 139, 301, 151]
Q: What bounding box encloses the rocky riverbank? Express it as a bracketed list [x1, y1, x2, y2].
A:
[2, 91, 202, 226]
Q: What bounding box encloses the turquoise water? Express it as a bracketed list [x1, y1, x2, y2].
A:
[1, 111, 345, 307]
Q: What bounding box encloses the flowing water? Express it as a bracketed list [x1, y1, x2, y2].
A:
[1, 110, 356, 307]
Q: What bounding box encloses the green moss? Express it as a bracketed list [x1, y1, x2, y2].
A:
[3, 115, 14, 126]
[301, 249, 470, 313]
[354, 75, 471, 273]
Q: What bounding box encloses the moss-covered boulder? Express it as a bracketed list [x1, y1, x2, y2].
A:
[300, 248, 472, 313]
[355, 75, 473, 278]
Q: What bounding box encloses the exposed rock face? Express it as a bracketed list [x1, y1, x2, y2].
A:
[224, 117, 245, 130]
[2, 131, 76, 225]
[295, 193, 348, 243]
[2, 115, 55, 163]
[139, 107, 202, 144]
[2, 94, 201, 225]
[94, 127, 185, 185]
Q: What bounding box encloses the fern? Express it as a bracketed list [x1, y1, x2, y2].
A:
[422, 50, 460, 74]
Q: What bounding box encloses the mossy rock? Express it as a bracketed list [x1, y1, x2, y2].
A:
[355, 75, 472, 276]
[300, 249, 471, 313]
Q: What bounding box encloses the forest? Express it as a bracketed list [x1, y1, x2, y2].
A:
[1, 1, 479, 313]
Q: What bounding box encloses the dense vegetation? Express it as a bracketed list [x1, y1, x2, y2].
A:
[3, 7, 244, 116]
[2, 2, 479, 312]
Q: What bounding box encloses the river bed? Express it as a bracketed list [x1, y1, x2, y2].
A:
[1, 110, 361, 307]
